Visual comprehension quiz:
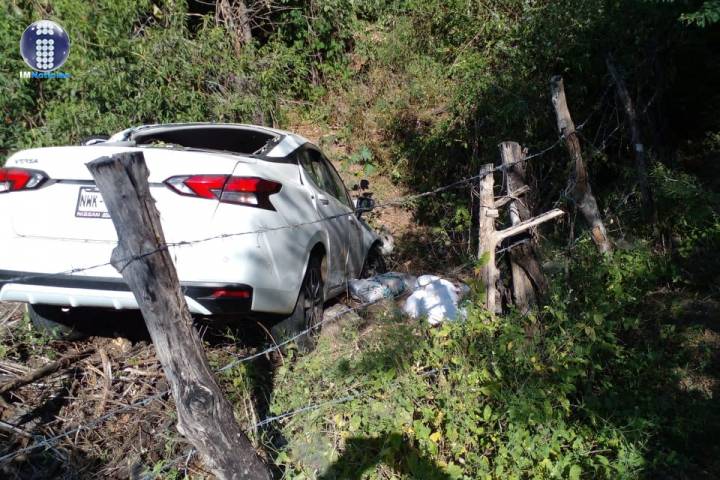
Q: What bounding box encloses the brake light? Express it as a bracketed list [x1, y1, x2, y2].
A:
[0, 168, 47, 193]
[164, 175, 282, 210]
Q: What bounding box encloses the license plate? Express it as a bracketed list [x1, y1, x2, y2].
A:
[75, 187, 110, 219]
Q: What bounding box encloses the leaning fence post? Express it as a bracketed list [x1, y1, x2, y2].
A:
[550, 75, 613, 254]
[87, 152, 271, 480]
[477, 163, 498, 313]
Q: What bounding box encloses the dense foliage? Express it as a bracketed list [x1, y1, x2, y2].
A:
[265, 243, 707, 479]
[2, 0, 720, 478]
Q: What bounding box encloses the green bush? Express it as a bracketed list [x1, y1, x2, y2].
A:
[0, 0, 317, 156]
[266, 241, 718, 479]
[652, 164, 720, 288]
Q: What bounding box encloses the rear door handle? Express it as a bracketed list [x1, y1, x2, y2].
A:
[318, 194, 330, 205]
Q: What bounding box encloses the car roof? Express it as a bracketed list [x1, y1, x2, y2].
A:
[107, 122, 311, 160]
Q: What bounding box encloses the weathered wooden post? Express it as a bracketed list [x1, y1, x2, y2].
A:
[87, 152, 271, 480]
[477, 163, 499, 313]
[606, 55, 656, 222]
[499, 142, 548, 312]
[476, 161, 564, 314]
[550, 75, 613, 254]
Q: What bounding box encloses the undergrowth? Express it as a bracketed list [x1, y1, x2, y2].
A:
[264, 240, 719, 479]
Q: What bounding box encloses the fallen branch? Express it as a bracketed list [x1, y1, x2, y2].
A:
[0, 420, 32, 439]
[496, 209, 565, 241]
[0, 348, 95, 395]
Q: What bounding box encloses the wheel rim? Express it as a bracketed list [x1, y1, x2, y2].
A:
[363, 249, 386, 278]
[303, 266, 323, 331]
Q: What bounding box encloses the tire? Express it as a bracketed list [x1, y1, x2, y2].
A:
[271, 254, 325, 353]
[361, 245, 387, 278]
[28, 304, 86, 340]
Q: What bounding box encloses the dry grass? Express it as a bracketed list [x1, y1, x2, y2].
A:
[0, 296, 390, 479]
[0, 303, 290, 479]
[0, 309, 181, 479]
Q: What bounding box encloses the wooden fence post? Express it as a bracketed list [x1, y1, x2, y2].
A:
[499, 142, 548, 312]
[550, 75, 613, 254]
[87, 152, 271, 480]
[477, 163, 498, 314]
[476, 161, 564, 314]
[606, 55, 657, 223]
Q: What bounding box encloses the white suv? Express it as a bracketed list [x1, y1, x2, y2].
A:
[0, 123, 386, 340]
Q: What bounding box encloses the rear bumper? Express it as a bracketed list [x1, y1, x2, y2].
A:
[0, 270, 252, 315]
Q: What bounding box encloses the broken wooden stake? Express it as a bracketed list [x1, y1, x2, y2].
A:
[550, 75, 613, 254]
[499, 141, 549, 312]
[87, 152, 271, 480]
[606, 55, 657, 223]
[477, 164, 499, 314]
[476, 162, 564, 314]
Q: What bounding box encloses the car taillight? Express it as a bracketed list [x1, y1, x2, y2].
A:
[164, 175, 282, 210]
[0, 168, 47, 193]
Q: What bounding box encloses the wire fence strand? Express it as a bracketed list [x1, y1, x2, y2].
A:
[0, 141, 561, 287]
[0, 294, 388, 465]
[0, 130, 570, 467]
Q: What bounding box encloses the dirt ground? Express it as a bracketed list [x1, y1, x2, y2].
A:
[0, 295, 404, 479]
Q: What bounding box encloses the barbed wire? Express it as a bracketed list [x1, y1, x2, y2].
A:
[0, 389, 168, 464]
[144, 366, 450, 479]
[0, 121, 578, 467]
[218, 296, 385, 372]
[0, 137, 566, 288]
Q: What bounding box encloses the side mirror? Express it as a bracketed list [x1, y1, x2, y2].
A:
[355, 196, 375, 217]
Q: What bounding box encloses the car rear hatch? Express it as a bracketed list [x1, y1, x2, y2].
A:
[6, 145, 251, 243]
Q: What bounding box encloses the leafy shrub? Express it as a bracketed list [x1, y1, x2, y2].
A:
[267, 242, 709, 479]
[652, 164, 720, 288]
[0, 0, 312, 156]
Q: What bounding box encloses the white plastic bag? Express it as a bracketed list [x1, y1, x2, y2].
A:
[403, 275, 468, 325]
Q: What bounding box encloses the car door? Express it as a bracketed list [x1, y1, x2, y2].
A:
[297, 148, 353, 289]
[316, 154, 365, 278]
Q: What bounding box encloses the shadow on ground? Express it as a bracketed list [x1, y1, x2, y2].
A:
[319, 433, 451, 480]
[580, 294, 720, 479]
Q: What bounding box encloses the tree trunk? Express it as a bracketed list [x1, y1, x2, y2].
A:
[217, 0, 253, 52]
[87, 152, 271, 480]
[499, 141, 548, 312]
[606, 55, 657, 222]
[550, 75, 613, 254]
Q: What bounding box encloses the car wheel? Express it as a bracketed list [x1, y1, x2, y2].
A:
[361, 245, 387, 278]
[271, 254, 325, 353]
[28, 304, 86, 340]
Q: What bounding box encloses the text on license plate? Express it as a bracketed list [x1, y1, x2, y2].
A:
[75, 187, 110, 219]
